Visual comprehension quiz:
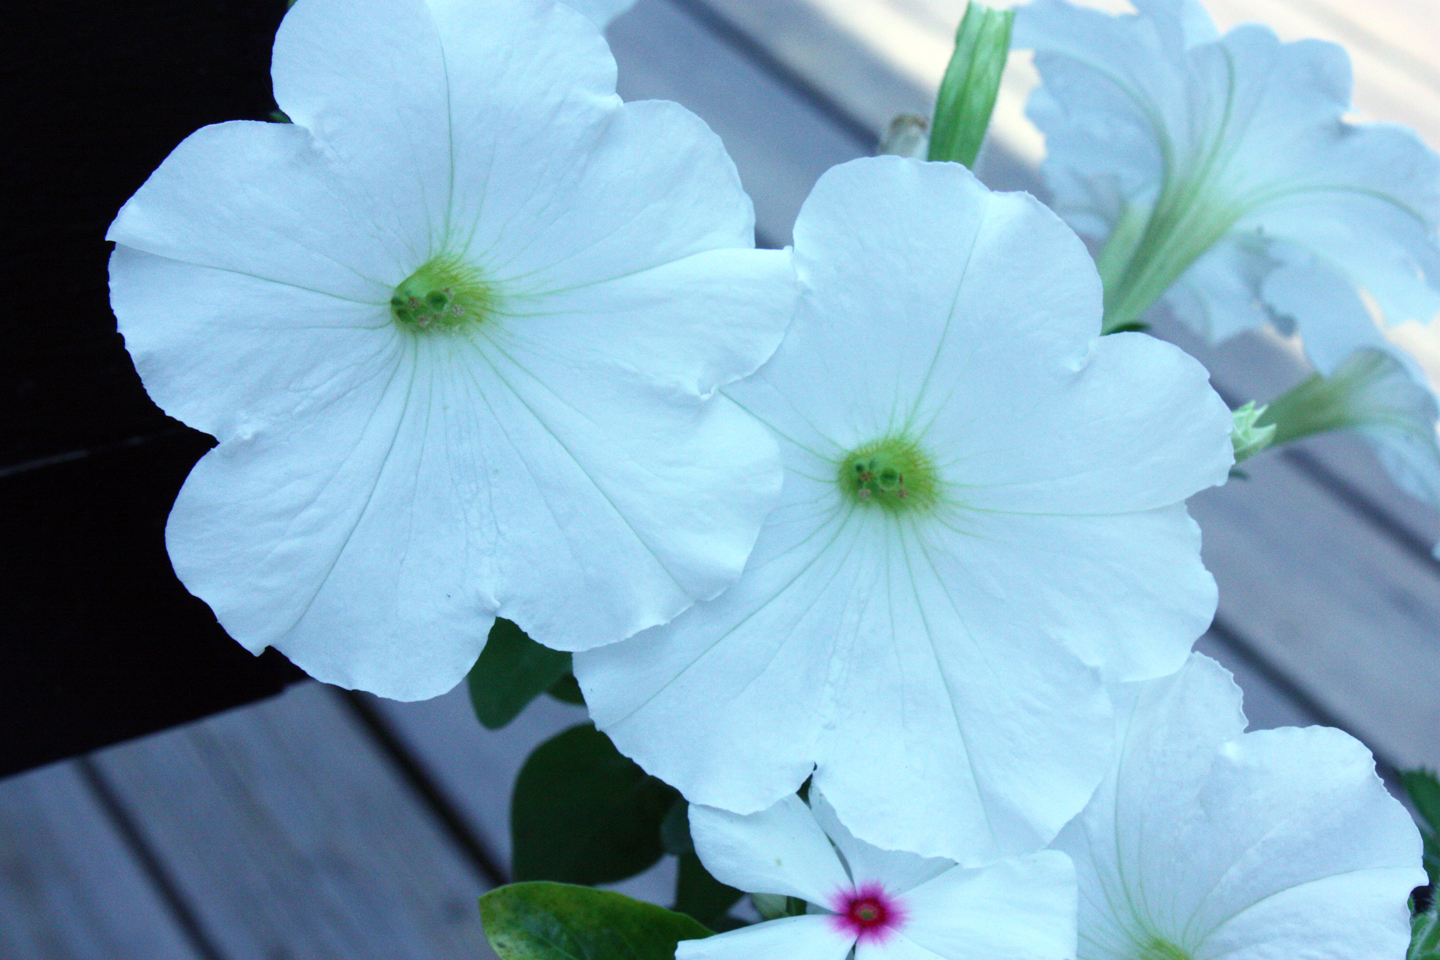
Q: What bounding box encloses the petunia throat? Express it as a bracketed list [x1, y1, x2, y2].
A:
[838, 434, 939, 512]
[1134, 936, 1191, 960]
[390, 255, 496, 331]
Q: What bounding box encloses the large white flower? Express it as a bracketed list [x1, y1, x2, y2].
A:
[681, 790, 1077, 960]
[106, 0, 796, 700]
[1057, 653, 1424, 960]
[1014, 0, 1440, 346]
[575, 156, 1235, 861]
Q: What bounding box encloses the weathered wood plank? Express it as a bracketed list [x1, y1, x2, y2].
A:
[89, 683, 495, 960]
[0, 761, 203, 960]
[366, 687, 679, 906]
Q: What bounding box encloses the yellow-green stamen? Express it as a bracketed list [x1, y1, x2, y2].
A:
[839, 435, 939, 513]
[390, 255, 495, 332]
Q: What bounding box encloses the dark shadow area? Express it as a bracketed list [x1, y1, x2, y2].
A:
[0, 0, 305, 777]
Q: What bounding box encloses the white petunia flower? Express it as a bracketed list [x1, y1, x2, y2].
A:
[1014, 0, 1440, 346]
[575, 155, 1235, 861]
[1056, 653, 1424, 960]
[681, 790, 1077, 960]
[106, 0, 796, 700]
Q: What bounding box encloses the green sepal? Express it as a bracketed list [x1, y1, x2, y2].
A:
[467, 618, 573, 729]
[927, 2, 1015, 168]
[511, 724, 679, 885]
[1230, 401, 1277, 464]
[479, 882, 712, 960]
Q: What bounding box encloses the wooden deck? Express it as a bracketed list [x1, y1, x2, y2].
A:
[5, 0, 1439, 956]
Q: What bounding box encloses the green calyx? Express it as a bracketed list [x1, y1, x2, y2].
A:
[391, 255, 495, 332]
[839, 435, 940, 513]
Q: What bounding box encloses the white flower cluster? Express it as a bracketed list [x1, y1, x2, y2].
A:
[106, 0, 1429, 958]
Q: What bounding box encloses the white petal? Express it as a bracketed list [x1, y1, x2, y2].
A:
[676, 916, 853, 960]
[514, 247, 794, 407]
[739, 156, 1109, 447]
[414, 336, 782, 656]
[1261, 247, 1387, 375]
[165, 335, 494, 699]
[1055, 653, 1425, 960]
[916, 505, 1216, 681]
[940, 331, 1233, 516]
[1197, 867, 1418, 960]
[574, 470, 863, 815]
[108, 241, 393, 443]
[1183, 728, 1423, 949]
[808, 792, 954, 895]
[689, 797, 851, 904]
[899, 852, 1077, 960]
[272, 0, 610, 259]
[812, 517, 1114, 861]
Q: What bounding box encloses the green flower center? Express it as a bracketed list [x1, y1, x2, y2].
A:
[390, 255, 495, 331]
[839, 435, 939, 513]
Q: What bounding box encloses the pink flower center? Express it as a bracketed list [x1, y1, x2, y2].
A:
[831, 883, 905, 944]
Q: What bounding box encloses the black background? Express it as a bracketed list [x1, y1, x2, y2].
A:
[1, 1, 307, 777]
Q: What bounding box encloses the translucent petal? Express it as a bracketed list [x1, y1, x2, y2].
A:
[1016, 0, 1440, 346]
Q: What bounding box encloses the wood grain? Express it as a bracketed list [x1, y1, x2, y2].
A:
[0, 762, 202, 960]
[89, 684, 496, 960]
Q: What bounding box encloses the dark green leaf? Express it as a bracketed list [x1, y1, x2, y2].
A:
[547, 672, 586, 705]
[928, 2, 1014, 167]
[512, 724, 679, 884]
[674, 852, 743, 928]
[480, 881, 712, 960]
[468, 618, 573, 729]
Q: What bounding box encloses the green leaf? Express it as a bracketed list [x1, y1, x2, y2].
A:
[468, 619, 573, 729]
[480, 881, 712, 960]
[928, 2, 1015, 167]
[512, 724, 679, 885]
[674, 852, 743, 929]
[1411, 900, 1440, 960]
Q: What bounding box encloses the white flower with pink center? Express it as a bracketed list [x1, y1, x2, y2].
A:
[678, 790, 1077, 960]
